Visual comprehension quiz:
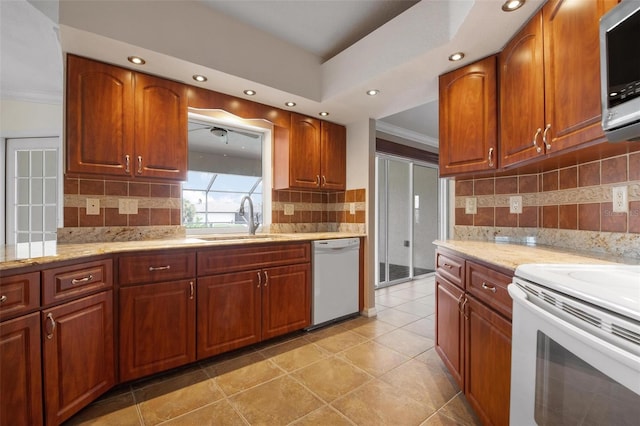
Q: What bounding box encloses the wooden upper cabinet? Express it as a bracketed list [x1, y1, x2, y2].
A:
[66, 55, 187, 181]
[439, 56, 498, 177]
[274, 112, 346, 191]
[134, 73, 188, 180]
[499, 13, 546, 168]
[66, 55, 134, 176]
[542, 0, 617, 153]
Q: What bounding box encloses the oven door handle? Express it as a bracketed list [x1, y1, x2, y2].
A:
[508, 284, 640, 377]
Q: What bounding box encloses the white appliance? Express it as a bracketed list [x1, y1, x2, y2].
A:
[310, 238, 360, 329]
[508, 264, 640, 425]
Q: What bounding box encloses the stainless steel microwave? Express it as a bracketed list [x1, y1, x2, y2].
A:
[600, 0, 640, 142]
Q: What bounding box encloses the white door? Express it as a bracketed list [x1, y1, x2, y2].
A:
[5, 137, 61, 248]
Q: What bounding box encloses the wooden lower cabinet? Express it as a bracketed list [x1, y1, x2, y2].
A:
[119, 280, 196, 382]
[435, 274, 464, 389]
[0, 312, 43, 426]
[197, 264, 310, 358]
[465, 295, 512, 426]
[41, 291, 114, 425]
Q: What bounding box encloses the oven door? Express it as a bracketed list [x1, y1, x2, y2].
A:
[508, 283, 640, 426]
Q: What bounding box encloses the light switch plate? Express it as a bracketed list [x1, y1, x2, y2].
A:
[284, 204, 294, 216]
[509, 196, 523, 214]
[465, 197, 477, 215]
[86, 198, 100, 215]
[612, 186, 628, 213]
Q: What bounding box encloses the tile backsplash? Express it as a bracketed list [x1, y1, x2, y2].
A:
[454, 152, 640, 258]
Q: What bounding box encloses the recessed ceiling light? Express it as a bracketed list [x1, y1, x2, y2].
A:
[319, 112, 329, 117]
[502, 0, 525, 11]
[127, 56, 146, 65]
[366, 89, 380, 96]
[243, 90, 256, 96]
[284, 101, 296, 107]
[192, 74, 207, 82]
[448, 52, 465, 62]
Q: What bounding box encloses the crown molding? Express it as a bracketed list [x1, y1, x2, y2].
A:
[375, 121, 439, 148]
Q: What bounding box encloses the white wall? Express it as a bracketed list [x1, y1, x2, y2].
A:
[0, 99, 62, 138]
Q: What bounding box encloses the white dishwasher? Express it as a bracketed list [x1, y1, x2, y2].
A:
[309, 238, 360, 329]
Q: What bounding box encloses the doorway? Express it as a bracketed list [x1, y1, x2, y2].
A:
[376, 155, 439, 288]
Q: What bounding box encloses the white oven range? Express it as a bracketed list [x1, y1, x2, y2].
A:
[508, 263, 640, 425]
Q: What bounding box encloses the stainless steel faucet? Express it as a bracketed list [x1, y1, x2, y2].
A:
[239, 195, 259, 235]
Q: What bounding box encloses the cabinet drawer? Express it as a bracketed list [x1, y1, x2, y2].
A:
[43, 259, 112, 305]
[436, 250, 465, 289]
[198, 242, 310, 276]
[0, 272, 40, 321]
[466, 261, 512, 319]
[119, 250, 195, 285]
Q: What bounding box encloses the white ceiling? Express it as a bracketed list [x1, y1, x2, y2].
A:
[2, 0, 545, 148]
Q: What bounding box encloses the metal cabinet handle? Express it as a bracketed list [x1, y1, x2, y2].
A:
[125, 154, 130, 173]
[148, 265, 171, 272]
[542, 123, 552, 150]
[457, 294, 464, 313]
[461, 297, 468, 319]
[189, 281, 194, 300]
[488, 147, 494, 167]
[257, 272, 262, 288]
[315, 175, 320, 186]
[46, 313, 56, 340]
[481, 282, 497, 293]
[322, 175, 327, 186]
[0, 295, 7, 303]
[71, 274, 93, 285]
[264, 271, 269, 287]
[137, 155, 143, 174]
[532, 128, 542, 153]
[443, 263, 453, 269]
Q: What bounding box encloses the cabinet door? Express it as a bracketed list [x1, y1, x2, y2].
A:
[542, 0, 617, 152]
[66, 55, 134, 177]
[499, 13, 546, 168]
[0, 313, 43, 426]
[439, 56, 497, 176]
[197, 271, 261, 359]
[119, 280, 195, 382]
[435, 274, 464, 389]
[465, 295, 512, 426]
[42, 291, 114, 425]
[134, 73, 188, 180]
[261, 264, 310, 340]
[320, 121, 346, 190]
[289, 113, 321, 189]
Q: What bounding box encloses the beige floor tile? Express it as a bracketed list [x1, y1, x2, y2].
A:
[134, 370, 224, 425]
[375, 294, 411, 307]
[292, 357, 371, 402]
[159, 399, 246, 426]
[205, 352, 284, 396]
[64, 391, 141, 426]
[421, 412, 466, 426]
[291, 405, 355, 426]
[261, 338, 329, 372]
[391, 287, 432, 299]
[402, 315, 435, 339]
[375, 328, 435, 357]
[339, 315, 376, 330]
[332, 379, 436, 425]
[306, 329, 368, 353]
[394, 300, 434, 317]
[341, 341, 409, 376]
[230, 375, 323, 426]
[439, 394, 482, 426]
[375, 308, 422, 327]
[348, 319, 397, 339]
[381, 359, 458, 409]
[414, 348, 455, 378]
[131, 364, 204, 390]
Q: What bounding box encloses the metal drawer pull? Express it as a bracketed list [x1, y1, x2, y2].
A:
[189, 281, 194, 300]
[461, 297, 469, 319]
[443, 263, 453, 269]
[46, 313, 56, 340]
[257, 272, 262, 288]
[316, 175, 320, 186]
[532, 127, 542, 153]
[481, 282, 497, 293]
[322, 175, 327, 186]
[148, 265, 171, 272]
[125, 154, 130, 173]
[264, 271, 269, 287]
[0, 295, 7, 303]
[457, 294, 465, 313]
[488, 147, 494, 167]
[137, 155, 143, 174]
[542, 123, 552, 150]
[71, 274, 93, 285]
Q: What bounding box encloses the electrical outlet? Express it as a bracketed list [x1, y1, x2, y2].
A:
[612, 186, 628, 213]
[509, 196, 523, 214]
[119, 199, 139, 214]
[349, 203, 356, 215]
[284, 204, 294, 216]
[86, 198, 100, 215]
[465, 197, 477, 215]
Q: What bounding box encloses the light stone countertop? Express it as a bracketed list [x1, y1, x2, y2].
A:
[0, 232, 365, 272]
[434, 240, 638, 272]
